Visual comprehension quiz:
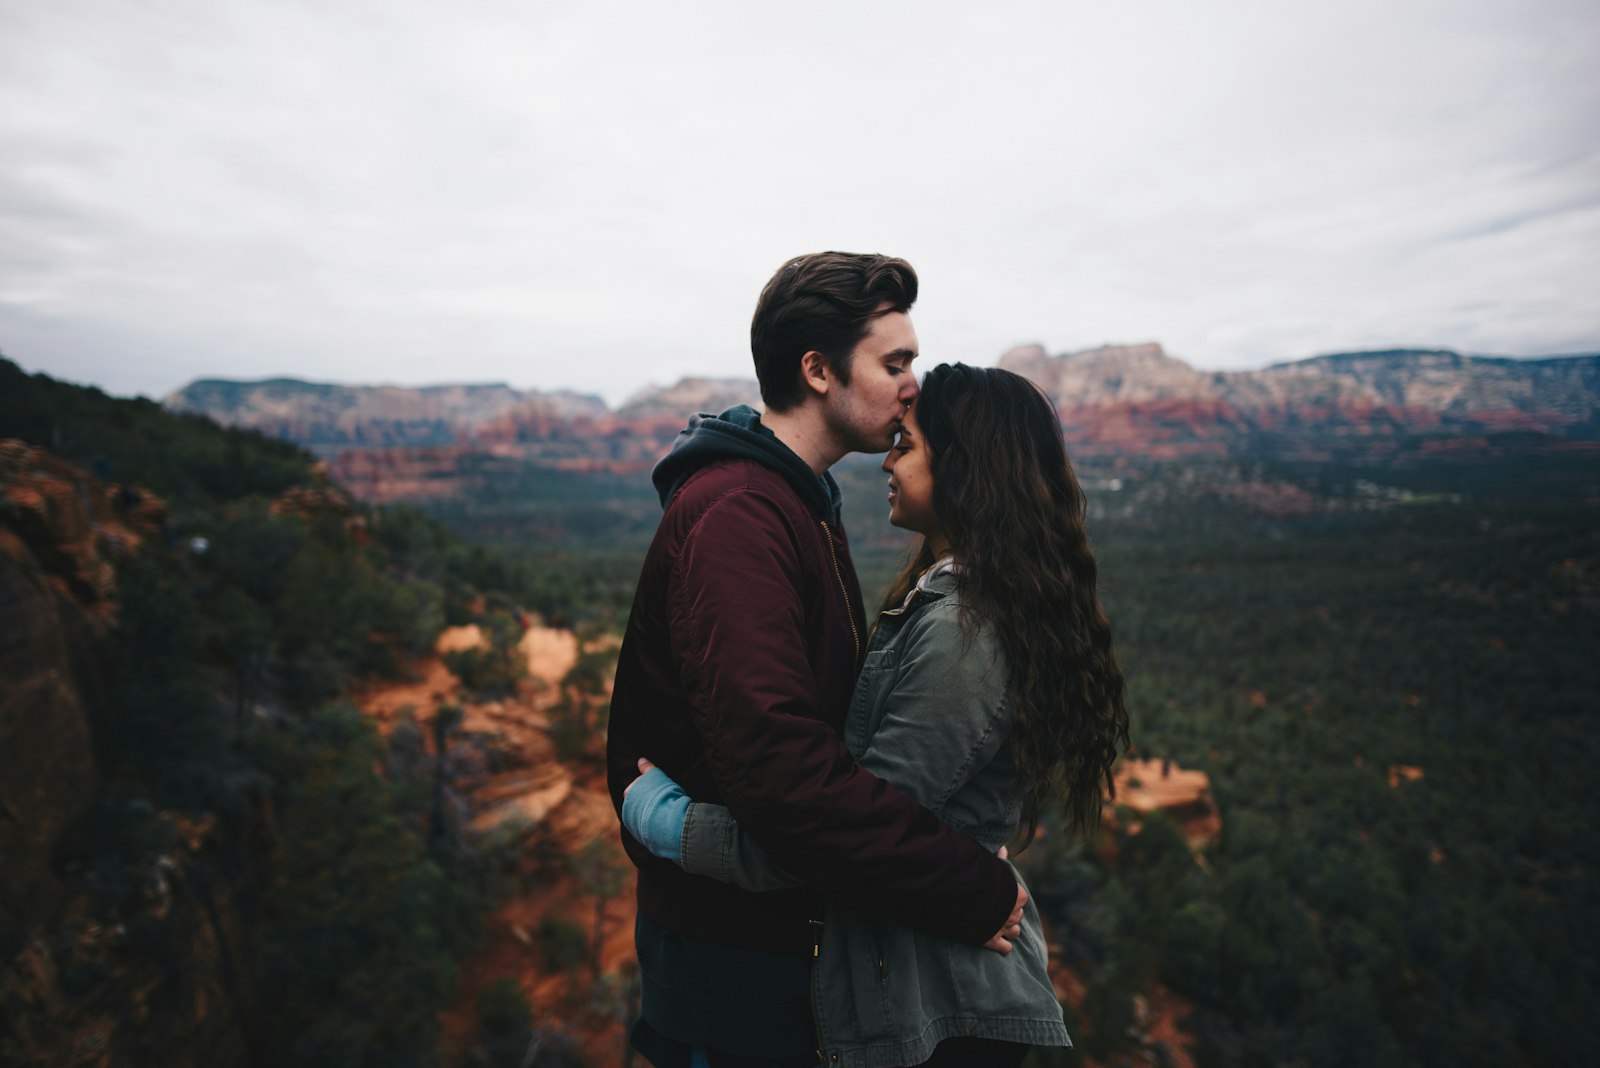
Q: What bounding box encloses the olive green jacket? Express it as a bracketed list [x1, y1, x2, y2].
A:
[679, 565, 1071, 1067]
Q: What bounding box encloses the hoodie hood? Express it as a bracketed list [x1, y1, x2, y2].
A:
[651, 404, 842, 521]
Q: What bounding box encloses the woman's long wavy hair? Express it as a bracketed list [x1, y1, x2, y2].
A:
[882, 363, 1129, 845]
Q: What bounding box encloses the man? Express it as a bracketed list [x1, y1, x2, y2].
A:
[607, 252, 1024, 1067]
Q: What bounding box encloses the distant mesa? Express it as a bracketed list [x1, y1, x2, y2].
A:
[165, 373, 757, 448]
[1000, 341, 1218, 404]
[164, 373, 765, 497]
[614, 377, 761, 423]
[999, 342, 1600, 462]
[164, 377, 608, 452]
[164, 345, 1600, 505]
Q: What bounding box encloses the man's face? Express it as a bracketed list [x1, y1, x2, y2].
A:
[822, 310, 919, 455]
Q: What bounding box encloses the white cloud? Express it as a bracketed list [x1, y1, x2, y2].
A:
[2, 0, 1597, 404]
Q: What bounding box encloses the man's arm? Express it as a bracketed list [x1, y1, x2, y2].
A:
[622, 771, 1024, 950]
[666, 488, 1017, 945]
[621, 764, 803, 891]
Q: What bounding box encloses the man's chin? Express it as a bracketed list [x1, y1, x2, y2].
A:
[837, 421, 899, 457]
[845, 435, 895, 456]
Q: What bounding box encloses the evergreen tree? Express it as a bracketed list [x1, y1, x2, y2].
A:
[261, 703, 458, 1068]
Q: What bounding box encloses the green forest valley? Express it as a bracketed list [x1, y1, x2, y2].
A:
[3, 355, 1597, 1067]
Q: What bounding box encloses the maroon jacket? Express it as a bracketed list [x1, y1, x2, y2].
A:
[606, 406, 1017, 955]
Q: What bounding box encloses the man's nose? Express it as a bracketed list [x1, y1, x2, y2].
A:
[901, 375, 920, 404]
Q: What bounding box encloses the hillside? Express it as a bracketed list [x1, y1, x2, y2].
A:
[1034, 496, 1600, 1067]
[0, 358, 634, 1066]
[7, 353, 1599, 1067]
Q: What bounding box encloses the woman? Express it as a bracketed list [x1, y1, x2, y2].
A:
[624, 363, 1129, 1067]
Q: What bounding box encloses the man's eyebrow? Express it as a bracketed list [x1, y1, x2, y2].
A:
[882, 348, 918, 361]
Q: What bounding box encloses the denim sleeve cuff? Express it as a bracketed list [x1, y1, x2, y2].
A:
[680, 801, 733, 882]
[620, 767, 690, 864]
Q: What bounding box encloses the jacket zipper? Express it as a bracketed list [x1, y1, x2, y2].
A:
[820, 520, 861, 662]
[811, 917, 830, 1064]
[816, 523, 853, 1064]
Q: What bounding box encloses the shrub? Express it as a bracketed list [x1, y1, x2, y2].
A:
[476, 978, 534, 1068]
[538, 917, 588, 972]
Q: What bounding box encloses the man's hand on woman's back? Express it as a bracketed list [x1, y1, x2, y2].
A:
[982, 879, 1027, 954]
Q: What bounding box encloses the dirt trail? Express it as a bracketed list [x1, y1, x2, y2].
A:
[519, 626, 579, 692]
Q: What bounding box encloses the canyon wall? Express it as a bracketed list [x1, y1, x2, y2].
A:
[0, 442, 256, 1067]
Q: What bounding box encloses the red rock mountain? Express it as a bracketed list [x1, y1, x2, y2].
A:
[165, 376, 762, 493]
[999, 343, 1600, 461]
[164, 347, 1600, 501]
[165, 378, 607, 451]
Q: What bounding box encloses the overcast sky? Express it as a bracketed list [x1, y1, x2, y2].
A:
[3, 0, 1597, 407]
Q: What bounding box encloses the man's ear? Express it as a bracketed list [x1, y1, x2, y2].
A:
[799, 350, 832, 398]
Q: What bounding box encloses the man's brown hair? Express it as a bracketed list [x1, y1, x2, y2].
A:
[750, 252, 918, 411]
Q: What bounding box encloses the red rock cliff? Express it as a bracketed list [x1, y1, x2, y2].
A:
[0, 441, 254, 1066]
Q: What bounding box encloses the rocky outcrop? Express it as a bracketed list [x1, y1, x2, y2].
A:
[1, 819, 256, 1068]
[0, 440, 164, 612]
[0, 441, 152, 932]
[0, 538, 105, 935]
[356, 623, 630, 1065]
[1105, 757, 1222, 852]
[0, 443, 257, 1067]
[361, 621, 592, 842]
[269, 480, 368, 543]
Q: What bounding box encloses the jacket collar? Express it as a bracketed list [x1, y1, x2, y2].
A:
[651, 403, 842, 522]
[886, 555, 960, 615]
[917, 554, 959, 591]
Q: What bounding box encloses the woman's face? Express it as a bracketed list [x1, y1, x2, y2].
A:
[882, 402, 944, 546]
